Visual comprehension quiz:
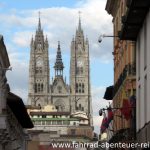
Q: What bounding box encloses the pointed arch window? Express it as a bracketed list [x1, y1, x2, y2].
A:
[41, 83, 43, 92]
[79, 104, 82, 110]
[76, 83, 78, 93]
[79, 83, 81, 93]
[34, 82, 44, 93]
[82, 83, 84, 93]
[34, 83, 37, 93]
[76, 83, 84, 93]
[38, 83, 40, 92]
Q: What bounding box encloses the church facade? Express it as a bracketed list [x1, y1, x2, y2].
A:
[28, 15, 92, 124]
[27, 15, 93, 148]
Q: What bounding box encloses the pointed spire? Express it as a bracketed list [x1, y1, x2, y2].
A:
[86, 35, 89, 43]
[58, 41, 60, 50]
[30, 35, 34, 45]
[38, 11, 41, 31]
[31, 35, 33, 41]
[78, 11, 82, 31]
[54, 41, 64, 77]
[45, 35, 48, 42]
[72, 35, 75, 41]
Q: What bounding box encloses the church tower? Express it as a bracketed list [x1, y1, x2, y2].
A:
[28, 14, 50, 107]
[70, 15, 92, 125]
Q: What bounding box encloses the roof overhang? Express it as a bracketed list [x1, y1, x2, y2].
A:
[105, 0, 119, 17]
[7, 92, 33, 128]
[119, 0, 150, 40]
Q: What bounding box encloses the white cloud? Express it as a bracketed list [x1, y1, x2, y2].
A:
[12, 31, 33, 47]
[2, 0, 113, 135]
[0, 0, 113, 62]
[93, 115, 103, 127]
[92, 86, 111, 115]
[6, 54, 29, 103]
[91, 86, 112, 134]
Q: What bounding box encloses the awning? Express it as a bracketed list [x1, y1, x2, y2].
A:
[103, 86, 114, 100]
[7, 92, 33, 128]
[119, 0, 150, 40]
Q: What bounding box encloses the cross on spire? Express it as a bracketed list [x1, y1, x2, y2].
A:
[78, 11, 81, 19]
[39, 11, 41, 18]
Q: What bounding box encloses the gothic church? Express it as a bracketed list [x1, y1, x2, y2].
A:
[28, 15, 92, 125]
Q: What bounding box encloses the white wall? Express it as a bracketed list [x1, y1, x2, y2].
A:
[136, 10, 150, 131]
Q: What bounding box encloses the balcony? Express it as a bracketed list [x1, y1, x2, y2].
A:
[113, 63, 136, 97]
[119, 0, 150, 40]
[109, 127, 136, 143]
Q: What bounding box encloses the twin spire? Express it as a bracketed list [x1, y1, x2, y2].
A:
[36, 11, 83, 77]
[37, 11, 82, 31]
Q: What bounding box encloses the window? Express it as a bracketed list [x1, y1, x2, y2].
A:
[35, 83, 44, 93]
[41, 84, 43, 92]
[79, 104, 82, 110]
[76, 83, 84, 93]
[63, 120, 69, 125]
[36, 67, 42, 74]
[42, 121, 45, 125]
[76, 83, 78, 93]
[79, 83, 81, 93]
[38, 83, 40, 92]
[34, 83, 37, 93]
[57, 121, 62, 125]
[82, 83, 84, 93]
[71, 129, 76, 135]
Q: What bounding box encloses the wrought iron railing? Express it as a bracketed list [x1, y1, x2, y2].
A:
[113, 63, 136, 97]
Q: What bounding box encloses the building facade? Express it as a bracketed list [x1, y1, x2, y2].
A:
[0, 35, 33, 150]
[136, 7, 150, 145]
[28, 16, 92, 119]
[105, 0, 136, 143]
[27, 15, 93, 149]
[118, 0, 150, 147]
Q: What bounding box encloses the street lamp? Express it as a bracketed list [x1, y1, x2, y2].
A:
[98, 34, 118, 43]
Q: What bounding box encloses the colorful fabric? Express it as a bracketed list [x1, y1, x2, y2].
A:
[100, 117, 108, 133]
[129, 95, 136, 108]
[120, 99, 132, 120]
[107, 107, 113, 124]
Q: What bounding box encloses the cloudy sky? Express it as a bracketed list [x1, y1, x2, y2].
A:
[0, 0, 113, 134]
